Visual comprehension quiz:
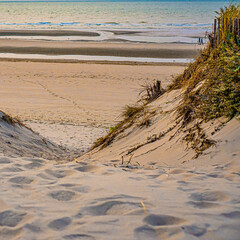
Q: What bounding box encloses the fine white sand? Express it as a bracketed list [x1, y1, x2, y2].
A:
[0, 59, 239, 239]
[0, 142, 239, 239]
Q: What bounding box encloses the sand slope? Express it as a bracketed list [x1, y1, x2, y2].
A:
[0, 111, 80, 160]
[80, 89, 240, 169]
[0, 59, 239, 239]
[1, 108, 239, 239]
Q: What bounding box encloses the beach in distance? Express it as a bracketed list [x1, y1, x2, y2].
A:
[0, 1, 240, 240]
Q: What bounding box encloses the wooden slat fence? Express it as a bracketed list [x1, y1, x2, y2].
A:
[209, 17, 240, 48]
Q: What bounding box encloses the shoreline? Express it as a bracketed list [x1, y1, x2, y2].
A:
[0, 53, 193, 64]
[0, 28, 207, 43]
[0, 58, 188, 66]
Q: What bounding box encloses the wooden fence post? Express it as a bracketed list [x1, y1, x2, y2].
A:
[229, 17, 232, 33]
[222, 17, 225, 41]
[233, 18, 236, 35]
[237, 18, 240, 45]
[213, 18, 217, 47]
[217, 18, 220, 45]
[226, 18, 228, 33]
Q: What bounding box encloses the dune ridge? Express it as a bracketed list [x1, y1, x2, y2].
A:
[0, 111, 81, 160]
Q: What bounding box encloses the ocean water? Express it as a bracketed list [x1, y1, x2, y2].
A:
[0, 0, 236, 43]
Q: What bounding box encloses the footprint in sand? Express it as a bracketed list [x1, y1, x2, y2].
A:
[24, 223, 41, 233]
[49, 190, 75, 201]
[134, 225, 182, 240]
[189, 191, 229, 202]
[9, 176, 33, 184]
[187, 201, 220, 209]
[84, 200, 141, 216]
[63, 234, 95, 240]
[221, 211, 240, 219]
[48, 217, 72, 231]
[0, 157, 11, 164]
[182, 224, 208, 237]
[45, 169, 67, 179]
[24, 161, 43, 169]
[144, 214, 185, 226]
[75, 164, 98, 173]
[0, 210, 26, 227]
[0, 166, 23, 172]
[134, 225, 158, 240]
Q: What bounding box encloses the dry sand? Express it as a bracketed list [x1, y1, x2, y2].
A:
[0, 111, 240, 240]
[0, 61, 184, 128]
[0, 153, 239, 240]
[0, 55, 239, 239]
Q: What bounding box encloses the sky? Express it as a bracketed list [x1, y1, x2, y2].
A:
[0, 0, 232, 1]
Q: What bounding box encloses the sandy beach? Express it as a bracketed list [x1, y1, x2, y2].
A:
[0, 61, 185, 128]
[0, 39, 239, 240]
[0, 0, 239, 238]
[0, 108, 239, 239]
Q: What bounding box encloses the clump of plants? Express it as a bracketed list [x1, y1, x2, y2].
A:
[140, 80, 166, 102]
[169, 4, 240, 156]
[91, 4, 239, 155]
[172, 4, 239, 122]
[91, 104, 147, 150]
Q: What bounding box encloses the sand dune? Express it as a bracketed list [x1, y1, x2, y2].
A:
[0, 94, 240, 239]
[0, 56, 239, 239]
[80, 88, 240, 169]
[0, 111, 80, 160]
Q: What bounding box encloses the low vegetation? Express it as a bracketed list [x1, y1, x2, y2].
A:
[91, 4, 239, 156]
[171, 4, 239, 122]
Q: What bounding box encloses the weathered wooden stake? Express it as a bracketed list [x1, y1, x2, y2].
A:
[213, 19, 217, 47]
[233, 18, 236, 35]
[217, 18, 220, 45]
[238, 19, 240, 45]
[229, 17, 232, 32]
[225, 18, 228, 33]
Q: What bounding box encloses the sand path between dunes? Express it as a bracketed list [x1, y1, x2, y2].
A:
[0, 61, 184, 128]
[0, 61, 184, 150]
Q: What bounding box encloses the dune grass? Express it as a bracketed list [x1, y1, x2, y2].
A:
[91, 4, 239, 152]
[170, 4, 239, 123]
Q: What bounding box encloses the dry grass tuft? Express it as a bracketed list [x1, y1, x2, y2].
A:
[122, 104, 145, 119]
[91, 104, 148, 150]
[183, 122, 216, 158]
[140, 80, 166, 102]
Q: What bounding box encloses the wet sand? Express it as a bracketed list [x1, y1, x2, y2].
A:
[0, 30, 100, 37]
[0, 39, 203, 59]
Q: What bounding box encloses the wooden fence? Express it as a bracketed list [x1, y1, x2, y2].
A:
[209, 17, 240, 48]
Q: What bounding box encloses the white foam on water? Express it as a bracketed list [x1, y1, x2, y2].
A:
[0, 53, 193, 63]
